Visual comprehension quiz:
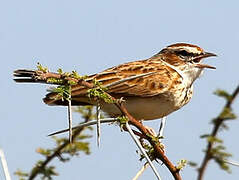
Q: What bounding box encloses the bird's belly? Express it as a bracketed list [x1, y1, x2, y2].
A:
[101, 84, 193, 120]
[101, 95, 180, 120]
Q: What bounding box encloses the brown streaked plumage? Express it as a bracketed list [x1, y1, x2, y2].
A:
[14, 43, 217, 120]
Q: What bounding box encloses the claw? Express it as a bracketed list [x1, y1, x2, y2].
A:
[144, 126, 157, 137]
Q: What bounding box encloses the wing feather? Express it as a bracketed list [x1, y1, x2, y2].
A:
[43, 58, 178, 105]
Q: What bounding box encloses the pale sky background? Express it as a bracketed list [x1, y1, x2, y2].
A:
[1, 0, 239, 180]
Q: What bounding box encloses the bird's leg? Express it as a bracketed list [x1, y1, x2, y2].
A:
[136, 119, 157, 137]
[124, 120, 157, 140]
[144, 126, 157, 137]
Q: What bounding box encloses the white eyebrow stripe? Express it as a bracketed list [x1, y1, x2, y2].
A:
[168, 46, 202, 54]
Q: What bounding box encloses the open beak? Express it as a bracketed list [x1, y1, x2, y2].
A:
[193, 52, 217, 69]
[194, 63, 216, 69]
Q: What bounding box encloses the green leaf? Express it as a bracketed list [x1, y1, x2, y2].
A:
[210, 144, 232, 173]
[71, 70, 86, 79]
[36, 148, 52, 156]
[207, 136, 223, 144]
[87, 88, 114, 103]
[188, 161, 198, 167]
[14, 169, 29, 180]
[37, 62, 48, 73]
[176, 159, 187, 170]
[87, 78, 116, 103]
[29, 161, 58, 180]
[46, 78, 64, 84]
[200, 134, 210, 139]
[219, 107, 237, 120]
[214, 157, 232, 173]
[138, 143, 155, 161]
[51, 85, 71, 101]
[211, 145, 232, 158]
[57, 68, 63, 74]
[214, 89, 231, 101]
[51, 134, 92, 157]
[117, 116, 128, 130]
[75, 106, 96, 120]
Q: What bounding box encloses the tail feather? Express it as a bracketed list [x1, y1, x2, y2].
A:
[13, 69, 35, 77]
[13, 69, 92, 106]
[13, 69, 61, 84]
[14, 79, 39, 83]
[13, 69, 40, 83]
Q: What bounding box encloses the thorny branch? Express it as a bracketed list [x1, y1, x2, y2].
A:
[15, 69, 182, 180]
[28, 112, 92, 180]
[197, 85, 239, 180]
[117, 103, 182, 180]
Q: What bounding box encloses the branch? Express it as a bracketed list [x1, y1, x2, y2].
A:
[197, 85, 239, 180]
[118, 103, 182, 180]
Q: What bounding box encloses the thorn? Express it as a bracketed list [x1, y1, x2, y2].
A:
[125, 122, 162, 180]
[96, 103, 101, 147]
[68, 95, 73, 143]
[48, 118, 118, 136]
[0, 148, 11, 180]
[158, 116, 166, 142]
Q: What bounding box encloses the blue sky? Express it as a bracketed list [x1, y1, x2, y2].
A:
[1, 0, 239, 179]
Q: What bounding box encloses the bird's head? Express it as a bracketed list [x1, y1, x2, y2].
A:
[153, 43, 217, 85]
[156, 43, 217, 70]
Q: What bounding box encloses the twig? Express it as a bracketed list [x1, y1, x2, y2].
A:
[132, 162, 149, 180]
[28, 114, 93, 180]
[125, 122, 162, 180]
[197, 85, 239, 180]
[116, 102, 182, 180]
[0, 148, 11, 180]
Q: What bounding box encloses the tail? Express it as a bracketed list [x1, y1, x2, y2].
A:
[13, 69, 91, 106]
[13, 69, 61, 84]
[14, 69, 40, 83]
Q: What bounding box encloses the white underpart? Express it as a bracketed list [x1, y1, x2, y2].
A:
[183, 64, 204, 87]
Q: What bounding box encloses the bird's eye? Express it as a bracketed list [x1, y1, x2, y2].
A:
[178, 50, 189, 57]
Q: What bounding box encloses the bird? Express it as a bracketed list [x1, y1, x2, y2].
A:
[14, 43, 217, 121]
